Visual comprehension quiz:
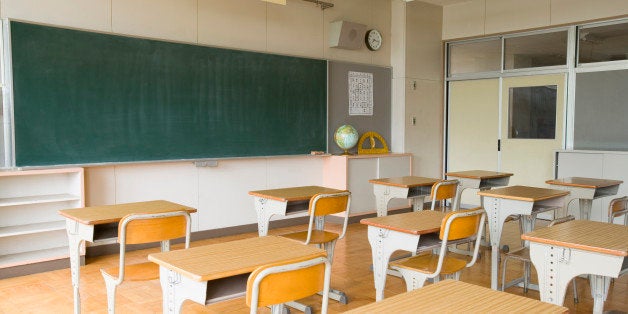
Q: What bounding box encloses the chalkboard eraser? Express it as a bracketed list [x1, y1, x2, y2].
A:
[194, 160, 218, 167]
[310, 151, 326, 156]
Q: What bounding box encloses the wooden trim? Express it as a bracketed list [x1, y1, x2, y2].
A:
[478, 185, 569, 202]
[445, 170, 513, 179]
[368, 176, 440, 188]
[248, 186, 343, 202]
[546, 177, 623, 189]
[360, 211, 445, 235]
[522, 220, 628, 256]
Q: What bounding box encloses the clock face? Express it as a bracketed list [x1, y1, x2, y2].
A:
[366, 29, 382, 51]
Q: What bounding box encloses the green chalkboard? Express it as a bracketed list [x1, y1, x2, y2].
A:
[11, 21, 327, 167]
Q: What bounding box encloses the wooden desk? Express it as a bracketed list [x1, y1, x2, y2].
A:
[523, 220, 628, 313]
[248, 186, 343, 236]
[477, 186, 569, 290]
[360, 210, 445, 301]
[58, 200, 197, 314]
[344, 279, 568, 313]
[368, 176, 440, 217]
[546, 177, 623, 221]
[148, 236, 327, 314]
[446, 170, 513, 209]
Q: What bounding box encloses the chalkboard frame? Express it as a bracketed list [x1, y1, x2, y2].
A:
[9, 21, 328, 167]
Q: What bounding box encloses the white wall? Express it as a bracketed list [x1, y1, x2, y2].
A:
[0, 0, 398, 232]
[392, 1, 444, 178]
[443, 0, 628, 40]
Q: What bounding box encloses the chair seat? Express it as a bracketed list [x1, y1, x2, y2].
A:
[390, 253, 467, 275]
[504, 247, 530, 262]
[102, 262, 160, 281]
[281, 230, 339, 245]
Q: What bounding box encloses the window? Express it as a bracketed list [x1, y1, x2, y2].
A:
[504, 31, 568, 70]
[508, 86, 557, 139]
[448, 39, 501, 76]
[578, 21, 628, 64]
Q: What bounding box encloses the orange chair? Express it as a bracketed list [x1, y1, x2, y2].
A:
[281, 191, 351, 306]
[428, 180, 460, 212]
[390, 207, 485, 291]
[100, 211, 191, 314]
[608, 196, 628, 225]
[246, 256, 331, 314]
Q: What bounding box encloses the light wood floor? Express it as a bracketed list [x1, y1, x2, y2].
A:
[0, 220, 626, 313]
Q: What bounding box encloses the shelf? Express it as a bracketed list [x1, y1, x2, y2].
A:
[0, 221, 66, 238]
[0, 246, 69, 268]
[0, 194, 81, 207]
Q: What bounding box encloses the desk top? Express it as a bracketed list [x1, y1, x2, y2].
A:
[368, 176, 440, 188]
[477, 185, 569, 202]
[446, 170, 513, 180]
[360, 210, 445, 235]
[58, 200, 197, 225]
[248, 186, 343, 202]
[344, 280, 568, 313]
[148, 236, 326, 281]
[546, 177, 624, 189]
[522, 220, 628, 257]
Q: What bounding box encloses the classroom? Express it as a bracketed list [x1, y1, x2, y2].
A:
[0, 0, 627, 313]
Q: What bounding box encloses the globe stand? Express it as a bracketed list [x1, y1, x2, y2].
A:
[340, 149, 353, 156]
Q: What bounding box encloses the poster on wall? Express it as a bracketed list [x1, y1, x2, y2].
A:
[348, 71, 374, 116]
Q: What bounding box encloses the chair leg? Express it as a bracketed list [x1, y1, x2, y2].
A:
[395, 269, 429, 291]
[523, 261, 530, 293]
[102, 274, 118, 314]
[572, 278, 579, 304]
[501, 256, 510, 291]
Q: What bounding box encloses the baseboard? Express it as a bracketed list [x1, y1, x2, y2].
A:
[0, 255, 85, 280]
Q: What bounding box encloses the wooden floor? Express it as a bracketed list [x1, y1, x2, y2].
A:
[0, 220, 626, 313]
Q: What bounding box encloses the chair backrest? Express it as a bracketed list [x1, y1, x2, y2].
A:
[430, 180, 459, 211]
[120, 211, 191, 245]
[608, 196, 628, 224]
[431, 207, 486, 276]
[306, 191, 351, 241]
[309, 192, 350, 216]
[246, 256, 331, 314]
[439, 207, 483, 241]
[116, 211, 191, 281]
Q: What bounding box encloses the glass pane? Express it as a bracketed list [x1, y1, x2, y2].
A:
[504, 31, 567, 69]
[574, 70, 628, 150]
[508, 86, 557, 139]
[448, 39, 501, 76]
[578, 22, 628, 64]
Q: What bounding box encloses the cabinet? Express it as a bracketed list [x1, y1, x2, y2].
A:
[323, 154, 412, 214]
[0, 168, 84, 270]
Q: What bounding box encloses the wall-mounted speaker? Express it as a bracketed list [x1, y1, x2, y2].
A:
[329, 20, 366, 50]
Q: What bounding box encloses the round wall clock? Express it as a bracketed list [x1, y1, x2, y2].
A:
[365, 29, 382, 51]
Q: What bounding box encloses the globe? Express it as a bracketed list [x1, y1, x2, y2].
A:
[334, 125, 359, 155]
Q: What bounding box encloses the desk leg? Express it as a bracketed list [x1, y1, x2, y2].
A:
[65, 220, 84, 314]
[159, 267, 207, 314]
[483, 197, 508, 290]
[373, 185, 412, 217]
[253, 197, 286, 236]
[579, 199, 593, 221]
[411, 196, 425, 212]
[589, 275, 611, 314]
[367, 227, 420, 301]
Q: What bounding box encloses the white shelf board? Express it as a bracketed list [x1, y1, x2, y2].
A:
[0, 221, 66, 238]
[0, 246, 69, 268]
[0, 193, 80, 207]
